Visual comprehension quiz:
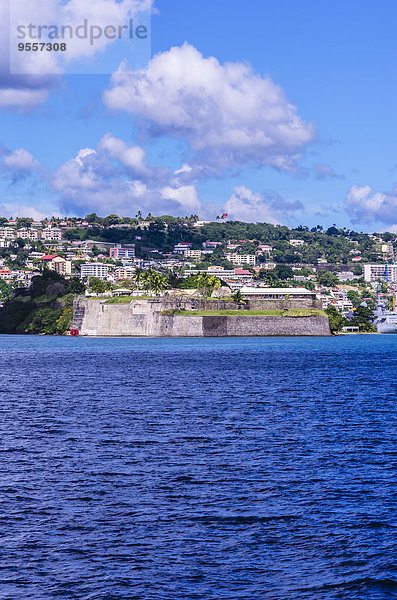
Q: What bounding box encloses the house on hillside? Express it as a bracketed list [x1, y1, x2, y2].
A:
[41, 255, 72, 276]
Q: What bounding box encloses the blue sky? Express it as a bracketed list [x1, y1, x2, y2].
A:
[0, 0, 396, 230]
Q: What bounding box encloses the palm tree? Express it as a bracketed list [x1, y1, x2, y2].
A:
[133, 268, 145, 288]
[141, 269, 168, 296]
[196, 274, 221, 298]
[232, 290, 248, 309]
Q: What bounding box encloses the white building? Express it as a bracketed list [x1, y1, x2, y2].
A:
[364, 263, 397, 283]
[174, 243, 192, 255]
[80, 263, 109, 280]
[0, 227, 16, 239]
[184, 249, 202, 260]
[225, 253, 256, 266]
[41, 228, 62, 241]
[239, 286, 316, 300]
[16, 228, 40, 240]
[114, 266, 136, 280]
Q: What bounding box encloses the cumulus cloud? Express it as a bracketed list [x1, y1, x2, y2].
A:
[51, 135, 203, 216]
[160, 185, 201, 212]
[0, 147, 42, 184]
[104, 43, 315, 173]
[222, 186, 303, 224]
[0, 203, 52, 220]
[346, 184, 397, 225]
[3, 148, 40, 172]
[97, 133, 150, 176]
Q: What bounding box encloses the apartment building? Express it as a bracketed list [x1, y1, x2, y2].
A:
[41, 255, 72, 276]
[364, 263, 397, 283]
[109, 244, 136, 259]
[225, 253, 256, 266]
[80, 263, 109, 280]
[184, 249, 202, 260]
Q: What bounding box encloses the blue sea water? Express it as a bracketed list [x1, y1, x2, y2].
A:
[0, 334, 396, 600]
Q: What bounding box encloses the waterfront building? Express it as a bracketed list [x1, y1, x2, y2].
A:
[239, 286, 316, 300]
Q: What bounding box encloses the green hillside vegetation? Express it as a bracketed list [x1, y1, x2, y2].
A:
[60, 217, 388, 263]
[0, 271, 85, 335]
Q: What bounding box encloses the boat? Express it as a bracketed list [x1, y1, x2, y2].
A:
[375, 293, 397, 333]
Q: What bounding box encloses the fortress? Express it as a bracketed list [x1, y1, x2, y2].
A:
[71, 296, 331, 337]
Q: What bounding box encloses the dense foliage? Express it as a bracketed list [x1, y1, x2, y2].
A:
[60, 218, 386, 263]
[0, 271, 84, 335]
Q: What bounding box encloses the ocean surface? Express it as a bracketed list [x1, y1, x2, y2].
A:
[0, 334, 396, 600]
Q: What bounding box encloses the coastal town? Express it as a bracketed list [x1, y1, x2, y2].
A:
[0, 213, 396, 334]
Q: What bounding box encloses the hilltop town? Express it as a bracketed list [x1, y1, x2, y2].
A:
[0, 213, 396, 334]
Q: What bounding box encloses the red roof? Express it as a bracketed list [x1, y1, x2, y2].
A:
[41, 254, 60, 260]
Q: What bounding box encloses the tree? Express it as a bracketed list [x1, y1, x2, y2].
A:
[66, 277, 86, 295]
[258, 270, 279, 285]
[14, 238, 26, 248]
[0, 280, 13, 303]
[232, 290, 248, 309]
[88, 277, 111, 294]
[85, 213, 100, 224]
[103, 214, 121, 227]
[325, 305, 345, 333]
[133, 268, 145, 287]
[352, 264, 363, 276]
[350, 305, 375, 332]
[30, 308, 63, 335]
[274, 265, 294, 280]
[326, 226, 339, 236]
[317, 271, 339, 287]
[141, 269, 169, 296]
[347, 290, 361, 308]
[16, 217, 33, 229]
[195, 274, 221, 298]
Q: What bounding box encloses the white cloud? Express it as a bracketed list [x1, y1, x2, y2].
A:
[3, 148, 40, 172]
[223, 186, 282, 224]
[222, 186, 305, 224]
[346, 184, 397, 225]
[51, 136, 203, 216]
[104, 43, 315, 173]
[97, 133, 149, 176]
[160, 185, 201, 212]
[0, 203, 53, 220]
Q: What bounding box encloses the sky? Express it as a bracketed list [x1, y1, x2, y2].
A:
[0, 0, 397, 231]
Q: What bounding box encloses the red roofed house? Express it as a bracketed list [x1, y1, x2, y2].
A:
[41, 255, 72, 276]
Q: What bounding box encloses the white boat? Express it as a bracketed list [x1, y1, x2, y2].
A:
[376, 314, 397, 333]
[375, 293, 397, 333]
